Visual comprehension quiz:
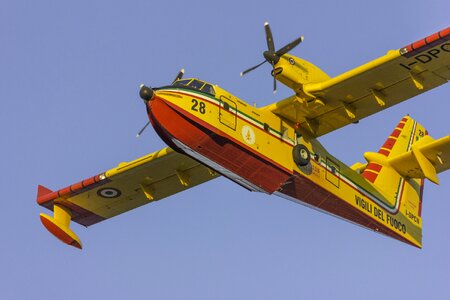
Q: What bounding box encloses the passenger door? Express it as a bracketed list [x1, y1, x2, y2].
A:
[219, 96, 237, 130]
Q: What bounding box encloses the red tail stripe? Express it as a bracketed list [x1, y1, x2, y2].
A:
[391, 129, 401, 138]
[378, 149, 390, 156]
[382, 138, 397, 150]
[366, 162, 382, 173]
[362, 171, 378, 183]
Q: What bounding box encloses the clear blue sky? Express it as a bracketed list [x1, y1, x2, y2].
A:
[1, 0, 449, 299]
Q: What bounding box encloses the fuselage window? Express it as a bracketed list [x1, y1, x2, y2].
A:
[281, 125, 289, 139]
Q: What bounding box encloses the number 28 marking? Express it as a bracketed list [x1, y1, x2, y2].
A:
[191, 99, 206, 114]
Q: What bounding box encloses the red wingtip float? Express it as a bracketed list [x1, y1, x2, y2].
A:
[40, 212, 82, 249]
[37, 24, 449, 249]
[37, 185, 82, 249]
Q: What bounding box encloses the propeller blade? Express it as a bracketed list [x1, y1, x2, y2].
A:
[240, 60, 266, 76]
[264, 22, 275, 52]
[172, 68, 185, 84]
[276, 36, 304, 56]
[271, 62, 277, 94]
[136, 121, 151, 138]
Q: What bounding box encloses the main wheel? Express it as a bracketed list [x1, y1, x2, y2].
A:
[293, 144, 311, 166]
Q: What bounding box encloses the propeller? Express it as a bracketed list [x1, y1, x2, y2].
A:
[136, 69, 185, 137]
[172, 68, 185, 84]
[136, 120, 150, 138]
[241, 22, 304, 93]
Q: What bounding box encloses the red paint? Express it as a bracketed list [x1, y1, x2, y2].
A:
[378, 149, 390, 156]
[362, 171, 378, 183]
[70, 181, 84, 191]
[391, 129, 401, 138]
[367, 163, 382, 173]
[58, 186, 72, 197]
[382, 138, 396, 150]
[425, 32, 441, 45]
[82, 177, 96, 186]
[401, 27, 449, 57]
[37, 185, 53, 198]
[40, 215, 82, 249]
[362, 162, 382, 183]
[412, 38, 427, 50]
[441, 27, 450, 37]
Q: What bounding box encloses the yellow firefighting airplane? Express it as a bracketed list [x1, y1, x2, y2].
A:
[38, 23, 449, 249]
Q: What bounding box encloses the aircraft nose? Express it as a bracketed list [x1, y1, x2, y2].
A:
[139, 84, 154, 102]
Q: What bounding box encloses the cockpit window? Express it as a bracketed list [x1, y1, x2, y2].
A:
[188, 80, 205, 90]
[201, 84, 215, 96]
[173, 79, 192, 86]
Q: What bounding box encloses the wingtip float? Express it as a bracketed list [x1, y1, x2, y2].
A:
[37, 185, 82, 249]
[38, 24, 449, 249]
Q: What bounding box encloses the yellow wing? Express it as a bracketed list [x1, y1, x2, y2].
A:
[266, 27, 449, 137]
[37, 147, 219, 248]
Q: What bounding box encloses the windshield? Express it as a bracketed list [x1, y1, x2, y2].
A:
[173, 79, 192, 86]
[173, 78, 215, 97]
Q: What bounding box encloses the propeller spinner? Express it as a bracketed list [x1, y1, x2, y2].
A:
[137, 68, 185, 137]
[241, 22, 304, 93]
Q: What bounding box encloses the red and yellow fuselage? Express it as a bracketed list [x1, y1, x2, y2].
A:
[147, 80, 422, 247]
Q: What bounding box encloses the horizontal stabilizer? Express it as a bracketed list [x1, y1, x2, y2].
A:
[389, 135, 450, 184]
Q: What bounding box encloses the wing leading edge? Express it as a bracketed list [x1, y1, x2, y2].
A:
[37, 147, 219, 248]
[266, 27, 449, 137]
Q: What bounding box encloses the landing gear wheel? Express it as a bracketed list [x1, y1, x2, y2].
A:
[293, 144, 311, 166]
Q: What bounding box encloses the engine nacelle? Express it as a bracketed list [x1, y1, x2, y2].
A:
[273, 55, 330, 92]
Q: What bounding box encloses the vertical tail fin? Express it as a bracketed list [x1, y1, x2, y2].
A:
[357, 115, 449, 247]
[362, 116, 424, 237]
